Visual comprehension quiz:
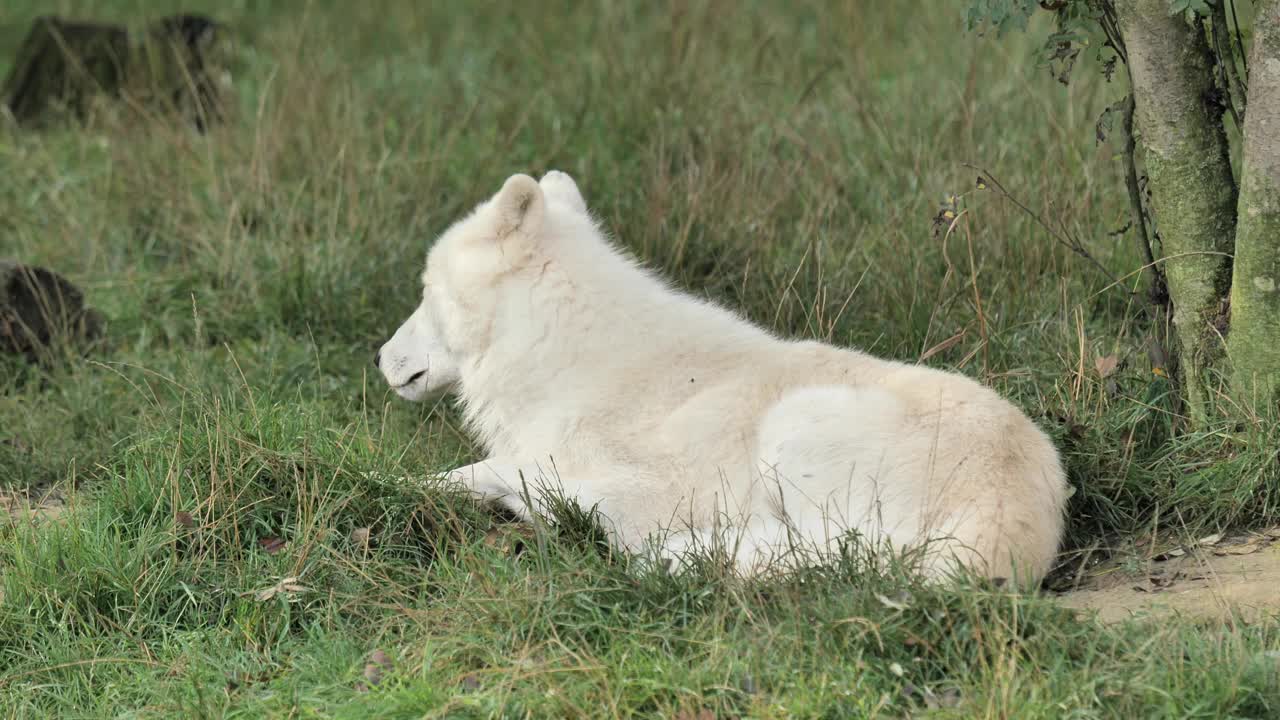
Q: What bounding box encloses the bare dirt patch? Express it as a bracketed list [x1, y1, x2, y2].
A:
[0, 486, 68, 605]
[0, 485, 67, 525]
[1055, 528, 1280, 624]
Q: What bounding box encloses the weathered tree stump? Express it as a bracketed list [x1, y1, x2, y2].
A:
[0, 261, 104, 361]
[0, 13, 230, 132]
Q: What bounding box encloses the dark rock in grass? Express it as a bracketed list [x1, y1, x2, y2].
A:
[0, 260, 104, 362]
[0, 13, 231, 132]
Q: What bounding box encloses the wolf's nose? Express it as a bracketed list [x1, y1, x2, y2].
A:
[373, 350, 382, 368]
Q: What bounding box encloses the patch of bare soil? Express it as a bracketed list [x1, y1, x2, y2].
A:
[0, 485, 68, 605]
[0, 486, 67, 525]
[1055, 528, 1280, 624]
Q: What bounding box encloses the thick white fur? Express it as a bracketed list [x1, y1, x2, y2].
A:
[377, 171, 1069, 584]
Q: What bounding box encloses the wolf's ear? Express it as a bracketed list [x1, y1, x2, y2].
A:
[539, 170, 586, 213]
[494, 174, 545, 240]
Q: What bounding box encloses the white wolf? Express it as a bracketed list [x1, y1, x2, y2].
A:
[376, 171, 1069, 584]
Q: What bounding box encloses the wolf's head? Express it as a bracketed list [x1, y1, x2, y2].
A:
[375, 170, 588, 401]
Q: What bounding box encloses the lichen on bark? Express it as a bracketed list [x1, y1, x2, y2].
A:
[1114, 0, 1238, 425]
[1227, 0, 1280, 405]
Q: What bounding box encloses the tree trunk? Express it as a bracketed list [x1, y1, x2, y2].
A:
[1227, 0, 1280, 406]
[1114, 0, 1238, 426]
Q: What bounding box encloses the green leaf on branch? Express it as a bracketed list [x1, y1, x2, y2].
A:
[1168, 0, 1212, 18]
[963, 0, 1038, 35]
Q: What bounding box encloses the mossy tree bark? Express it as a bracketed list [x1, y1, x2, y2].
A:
[1227, 0, 1280, 405]
[1114, 0, 1238, 426]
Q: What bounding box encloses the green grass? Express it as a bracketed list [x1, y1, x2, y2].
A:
[2, 1, 1278, 717]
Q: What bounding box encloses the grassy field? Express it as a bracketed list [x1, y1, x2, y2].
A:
[2, 0, 1279, 717]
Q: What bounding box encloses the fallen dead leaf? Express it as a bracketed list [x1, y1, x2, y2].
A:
[360, 649, 394, 687]
[919, 329, 966, 363]
[483, 524, 536, 556]
[903, 682, 964, 710]
[253, 577, 308, 602]
[1213, 539, 1267, 556]
[876, 591, 912, 611]
[930, 687, 963, 709]
[369, 649, 392, 670]
[1197, 533, 1223, 546]
[1148, 571, 1181, 590]
[482, 528, 507, 550]
[1094, 354, 1119, 378]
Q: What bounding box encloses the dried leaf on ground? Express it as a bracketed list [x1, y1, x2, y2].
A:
[1094, 354, 1119, 378]
[369, 649, 392, 670]
[1153, 547, 1186, 561]
[1213, 538, 1268, 556]
[361, 649, 394, 687]
[876, 591, 912, 611]
[930, 687, 963, 709]
[253, 577, 308, 602]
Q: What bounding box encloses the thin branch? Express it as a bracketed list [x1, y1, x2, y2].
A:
[962, 163, 1140, 307]
[1115, 91, 1173, 368]
[1120, 93, 1161, 294]
[1097, 5, 1164, 315]
[1210, 0, 1247, 126]
[1229, 0, 1249, 82]
[1088, 250, 1234, 301]
[1097, 1, 1128, 65]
